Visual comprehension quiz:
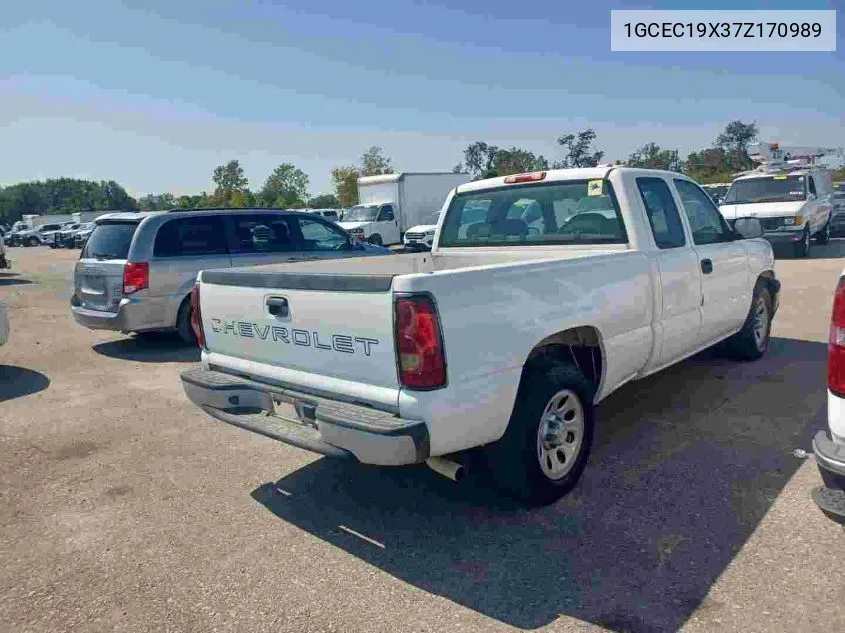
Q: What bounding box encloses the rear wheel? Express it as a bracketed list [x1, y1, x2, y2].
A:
[368, 234, 383, 246]
[176, 297, 197, 345]
[816, 220, 831, 245]
[793, 226, 811, 258]
[723, 283, 772, 361]
[25, 237, 38, 247]
[486, 362, 595, 506]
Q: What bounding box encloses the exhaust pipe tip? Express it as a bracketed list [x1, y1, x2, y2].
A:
[426, 456, 466, 482]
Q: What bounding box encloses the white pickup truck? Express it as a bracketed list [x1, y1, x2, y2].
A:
[181, 167, 780, 505]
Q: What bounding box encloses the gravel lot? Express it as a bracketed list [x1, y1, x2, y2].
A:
[1, 244, 844, 633]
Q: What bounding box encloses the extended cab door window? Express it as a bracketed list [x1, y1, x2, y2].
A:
[673, 179, 733, 245]
[808, 176, 817, 197]
[636, 177, 686, 249]
[153, 216, 228, 257]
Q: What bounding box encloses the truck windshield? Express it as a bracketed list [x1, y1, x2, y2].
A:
[82, 222, 138, 260]
[723, 175, 806, 204]
[343, 205, 379, 222]
[439, 180, 627, 247]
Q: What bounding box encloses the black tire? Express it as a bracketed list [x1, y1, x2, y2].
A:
[485, 362, 595, 506]
[368, 234, 383, 246]
[793, 226, 811, 258]
[176, 297, 197, 346]
[26, 237, 38, 247]
[723, 283, 772, 361]
[816, 220, 831, 245]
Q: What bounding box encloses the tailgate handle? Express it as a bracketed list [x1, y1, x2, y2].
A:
[266, 297, 289, 318]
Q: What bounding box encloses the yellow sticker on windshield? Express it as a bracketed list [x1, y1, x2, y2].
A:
[587, 180, 603, 196]
[773, 175, 788, 180]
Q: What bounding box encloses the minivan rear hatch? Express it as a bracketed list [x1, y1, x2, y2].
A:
[74, 220, 141, 313]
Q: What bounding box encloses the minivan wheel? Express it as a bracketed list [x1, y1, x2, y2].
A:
[368, 234, 383, 246]
[485, 362, 595, 506]
[176, 297, 197, 346]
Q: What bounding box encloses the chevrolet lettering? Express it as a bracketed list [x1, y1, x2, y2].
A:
[209, 318, 379, 356]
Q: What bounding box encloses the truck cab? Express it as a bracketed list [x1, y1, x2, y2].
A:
[338, 203, 399, 246]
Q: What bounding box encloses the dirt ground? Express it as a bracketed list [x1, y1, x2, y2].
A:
[1, 244, 843, 633]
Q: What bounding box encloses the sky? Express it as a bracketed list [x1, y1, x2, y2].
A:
[0, 0, 842, 197]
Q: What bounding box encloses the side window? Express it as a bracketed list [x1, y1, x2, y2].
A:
[153, 216, 228, 257]
[808, 176, 817, 197]
[636, 177, 686, 249]
[673, 179, 733, 246]
[378, 205, 395, 221]
[229, 214, 298, 254]
[296, 217, 349, 251]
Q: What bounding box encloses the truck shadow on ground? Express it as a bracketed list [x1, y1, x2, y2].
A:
[251, 337, 824, 632]
[0, 274, 33, 287]
[0, 366, 50, 402]
[92, 333, 200, 363]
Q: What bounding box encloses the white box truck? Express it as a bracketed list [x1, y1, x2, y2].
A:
[339, 172, 471, 246]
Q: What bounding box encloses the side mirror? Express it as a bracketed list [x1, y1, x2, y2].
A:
[733, 216, 764, 239]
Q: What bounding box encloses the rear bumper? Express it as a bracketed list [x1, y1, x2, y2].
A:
[811, 430, 845, 525]
[180, 367, 430, 466]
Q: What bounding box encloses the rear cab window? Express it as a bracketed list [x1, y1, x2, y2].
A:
[439, 179, 627, 247]
[82, 222, 139, 260]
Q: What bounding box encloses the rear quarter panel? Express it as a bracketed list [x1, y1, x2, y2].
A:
[395, 250, 654, 454]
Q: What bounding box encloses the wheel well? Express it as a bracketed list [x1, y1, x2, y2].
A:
[524, 326, 604, 389]
[758, 270, 780, 298]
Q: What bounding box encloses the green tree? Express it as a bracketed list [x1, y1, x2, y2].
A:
[138, 193, 176, 212]
[715, 120, 759, 171]
[684, 147, 734, 184]
[627, 143, 683, 172]
[360, 146, 394, 176]
[332, 166, 360, 207]
[493, 147, 549, 176]
[211, 159, 248, 206]
[463, 141, 500, 179]
[555, 129, 604, 168]
[259, 163, 309, 208]
[307, 194, 339, 208]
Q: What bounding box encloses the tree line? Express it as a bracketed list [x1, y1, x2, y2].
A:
[2, 123, 842, 224]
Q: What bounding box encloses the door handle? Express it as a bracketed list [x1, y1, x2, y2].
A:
[266, 297, 289, 317]
[701, 258, 713, 274]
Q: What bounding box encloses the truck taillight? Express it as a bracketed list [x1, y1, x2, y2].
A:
[829, 277, 845, 396]
[504, 171, 546, 184]
[190, 284, 205, 349]
[395, 295, 446, 390]
[122, 262, 149, 295]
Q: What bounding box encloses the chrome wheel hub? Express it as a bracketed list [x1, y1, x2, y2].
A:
[536, 389, 584, 480]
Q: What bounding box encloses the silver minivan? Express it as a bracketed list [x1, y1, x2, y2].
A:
[70, 208, 392, 343]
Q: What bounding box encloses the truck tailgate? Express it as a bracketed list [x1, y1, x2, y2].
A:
[199, 270, 399, 390]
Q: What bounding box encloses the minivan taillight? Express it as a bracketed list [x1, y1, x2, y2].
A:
[395, 295, 446, 389]
[122, 262, 149, 295]
[190, 283, 205, 349]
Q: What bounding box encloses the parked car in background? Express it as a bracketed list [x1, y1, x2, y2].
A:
[52, 223, 82, 248]
[305, 209, 341, 222]
[719, 165, 834, 257]
[3, 221, 33, 247]
[0, 300, 8, 347]
[830, 190, 845, 237]
[403, 210, 443, 251]
[181, 167, 778, 506]
[0, 236, 9, 270]
[16, 223, 64, 247]
[70, 208, 392, 344]
[812, 272, 845, 525]
[73, 223, 95, 248]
